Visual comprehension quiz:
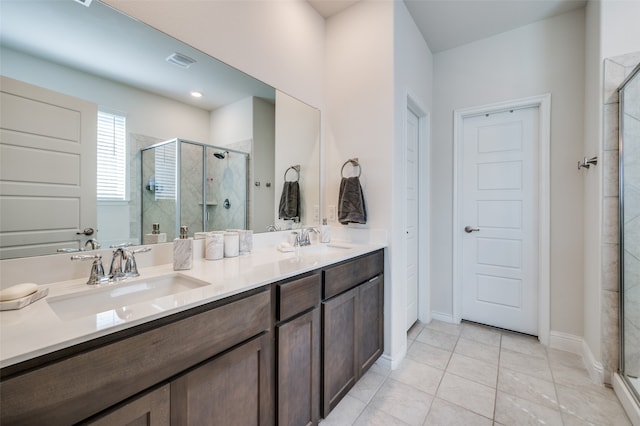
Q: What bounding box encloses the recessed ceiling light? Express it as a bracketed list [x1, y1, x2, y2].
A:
[190, 91, 203, 98]
[74, 0, 93, 6]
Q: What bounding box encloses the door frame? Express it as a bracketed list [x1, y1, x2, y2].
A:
[452, 94, 551, 345]
[403, 91, 430, 326]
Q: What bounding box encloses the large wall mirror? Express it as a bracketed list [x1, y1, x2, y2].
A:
[0, 0, 320, 259]
[620, 62, 640, 403]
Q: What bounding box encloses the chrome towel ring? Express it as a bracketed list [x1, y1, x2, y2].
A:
[284, 165, 300, 182]
[341, 158, 361, 178]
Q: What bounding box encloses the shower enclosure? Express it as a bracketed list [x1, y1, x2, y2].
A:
[141, 138, 248, 240]
[619, 62, 640, 405]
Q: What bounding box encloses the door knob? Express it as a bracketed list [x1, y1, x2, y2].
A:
[76, 227, 95, 236]
[464, 226, 479, 233]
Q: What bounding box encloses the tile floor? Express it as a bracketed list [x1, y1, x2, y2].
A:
[320, 320, 632, 425]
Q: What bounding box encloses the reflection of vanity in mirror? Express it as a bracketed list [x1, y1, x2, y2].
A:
[0, 0, 320, 259]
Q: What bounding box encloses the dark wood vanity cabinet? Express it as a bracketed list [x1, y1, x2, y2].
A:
[85, 385, 170, 426]
[85, 332, 272, 426]
[0, 288, 272, 426]
[321, 250, 384, 417]
[275, 273, 321, 426]
[171, 332, 272, 425]
[0, 249, 384, 426]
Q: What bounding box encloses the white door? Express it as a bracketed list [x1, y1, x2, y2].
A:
[406, 107, 419, 330]
[461, 107, 538, 335]
[0, 76, 97, 258]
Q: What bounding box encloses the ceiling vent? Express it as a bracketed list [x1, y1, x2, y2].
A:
[74, 0, 93, 7]
[166, 53, 196, 69]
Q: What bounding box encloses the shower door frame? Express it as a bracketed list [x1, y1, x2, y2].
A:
[141, 138, 249, 239]
[618, 62, 640, 406]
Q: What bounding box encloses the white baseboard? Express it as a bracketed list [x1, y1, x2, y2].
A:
[379, 340, 407, 371]
[546, 331, 606, 385]
[548, 330, 583, 355]
[582, 339, 605, 384]
[376, 354, 394, 370]
[431, 311, 455, 323]
[613, 373, 640, 425]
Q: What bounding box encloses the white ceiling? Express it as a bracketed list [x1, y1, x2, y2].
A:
[307, 0, 360, 18]
[2, 0, 588, 111]
[308, 0, 587, 53]
[0, 1, 275, 111]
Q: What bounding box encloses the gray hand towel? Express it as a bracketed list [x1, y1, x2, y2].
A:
[279, 181, 300, 220]
[338, 176, 367, 225]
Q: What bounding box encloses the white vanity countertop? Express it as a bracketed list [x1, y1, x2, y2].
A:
[0, 242, 384, 369]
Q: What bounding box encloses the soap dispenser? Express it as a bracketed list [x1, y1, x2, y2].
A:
[173, 225, 193, 270]
[144, 223, 167, 244]
[320, 218, 331, 243]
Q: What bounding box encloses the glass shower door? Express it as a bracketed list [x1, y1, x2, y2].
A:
[179, 142, 204, 235]
[620, 63, 640, 402]
[141, 140, 178, 241]
[205, 147, 248, 231]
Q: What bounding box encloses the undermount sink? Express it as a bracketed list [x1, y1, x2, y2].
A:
[48, 274, 209, 321]
[297, 243, 354, 254]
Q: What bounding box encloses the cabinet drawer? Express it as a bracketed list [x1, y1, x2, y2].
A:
[0, 289, 270, 426]
[323, 250, 383, 299]
[277, 273, 321, 321]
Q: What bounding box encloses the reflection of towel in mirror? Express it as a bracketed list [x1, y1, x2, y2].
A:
[338, 177, 367, 224]
[279, 181, 300, 220]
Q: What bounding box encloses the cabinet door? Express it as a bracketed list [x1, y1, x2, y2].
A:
[171, 333, 273, 426]
[357, 274, 384, 376]
[277, 308, 320, 426]
[321, 287, 358, 417]
[84, 385, 169, 426]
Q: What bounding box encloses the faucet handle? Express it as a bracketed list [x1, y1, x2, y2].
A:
[109, 242, 132, 249]
[109, 248, 127, 280]
[123, 246, 152, 278]
[130, 246, 152, 255]
[71, 254, 110, 285]
[84, 238, 100, 250]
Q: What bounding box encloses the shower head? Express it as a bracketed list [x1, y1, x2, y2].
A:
[214, 150, 229, 159]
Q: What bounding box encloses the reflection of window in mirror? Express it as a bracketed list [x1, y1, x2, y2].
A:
[155, 144, 177, 201]
[97, 111, 127, 201]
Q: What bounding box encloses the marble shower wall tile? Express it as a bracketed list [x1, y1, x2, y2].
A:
[604, 103, 620, 152]
[605, 59, 627, 104]
[603, 150, 620, 197]
[602, 242, 620, 292]
[602, 196, 620, 245]
[602, 289, 620, 380]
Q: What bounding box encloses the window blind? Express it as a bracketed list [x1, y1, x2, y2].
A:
[154, 143, 177, 200]
[96, 111, 126, 200]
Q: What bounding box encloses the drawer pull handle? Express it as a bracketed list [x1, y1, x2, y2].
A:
[368, 276, 379, 283]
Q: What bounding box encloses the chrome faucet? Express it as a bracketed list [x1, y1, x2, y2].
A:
[110, 246, 152, 280]
[71, 254, 110, 285]
[109, 248, 126, 281]
[122, 247, 152, 278]
[294, 227, 319, 247]
[84, 238, 100, 250]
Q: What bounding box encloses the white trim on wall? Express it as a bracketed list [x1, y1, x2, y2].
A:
[404, 91, 431, 326]
[452, 94, 551, 345]
[583, 339, 605, 384]
[549, 330, 584, 355]
[431, 311, 454, 323]
[613, 373, 640, 425]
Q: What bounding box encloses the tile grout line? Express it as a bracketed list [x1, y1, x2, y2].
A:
[422, 326, 460, 423]
[491, 332, 503, 423]
[546, 346, 568, 426]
